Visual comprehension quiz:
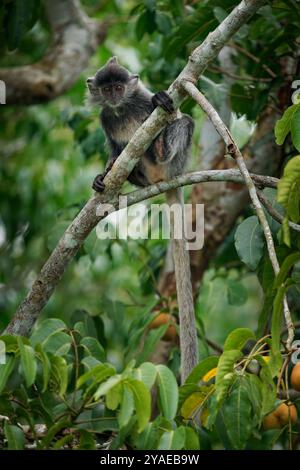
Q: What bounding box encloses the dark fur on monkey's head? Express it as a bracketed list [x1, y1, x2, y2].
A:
[86, 57, 139, 108]
[94, 57, 130, 86]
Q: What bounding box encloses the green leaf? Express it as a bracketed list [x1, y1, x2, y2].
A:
[156, 364, 178, 420]
[226, 280, 248, 306]
[127, 379, 151, 432]
[18, 337, 37, 387]
[80, 337, 105, 361]
[81, 356, 101, 370]
[278, 156, 300, 222]
[256, 289, 274, 339]
[268, 351, 283, 378]
[135, 324, 168, 365]
[215, 350, 241, 403]
[271, 285, 286, 355]
[43, 331, 71, 356]
[158, 426, 186, 450]
[291, 107, 300, 152]
[164, 7, 217, 59]
[118, 384, 134, 428]
[35, 344, 51, 392]
[30, 319, 67, 347]
[184, 356, 219, 384]
[234, 216, 265, 270]
[106, 382, 122, 410]
[244, 373, 263, 426]
[134, 422, 158, 450]
[221, 379, 252, 449]
[178, 383, 200, 409]
[181, 386, 214, 420]
[0, 335, 20, 353]
[91, 418, 119, 434]
[134, 362, 157, 389]
[184, 426, 200, 450]
[155, 12, 172, 34]
[94, 375, 122, 400]
[50, 356, 68, 396]
[77, 364, 115, 389]
[275, 252, 300, 287]
[5, 0, 38, 50]
[262, 188, 283, 235]
[4, 423, 25, 450]
[223, 328, 255, 352]
[259, 363, 277, 417]
[53, 434, 74, 449]
[78, 430, 96, 450]
[40, 419, 70, 449]
[145, 0, 156, 11]
[0, 355, 16, 393]
[282, 217, 291, 247]
[275, 104, 300, 145]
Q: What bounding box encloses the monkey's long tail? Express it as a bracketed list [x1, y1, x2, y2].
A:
[167, 187, 198, 383]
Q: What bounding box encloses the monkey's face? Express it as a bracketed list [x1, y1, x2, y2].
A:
[87, 74, 139, 108]
[86, 79, 127, 107]
[100, 83, 126, 107]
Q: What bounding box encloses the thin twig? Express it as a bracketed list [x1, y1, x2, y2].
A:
[257, 190, 300, 233]
[205, 337, 223, 354]
[229, 42, 277, 78]
[209, 65, 272, 82]
[182, 80, 294, 351]
[126, 169, 278, 206]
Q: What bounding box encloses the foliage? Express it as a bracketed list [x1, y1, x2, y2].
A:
[1, 0, 300, 451]
[0, 323, 299, 450]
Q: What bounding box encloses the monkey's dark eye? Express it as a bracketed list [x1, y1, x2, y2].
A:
[115, 85, 122, 91]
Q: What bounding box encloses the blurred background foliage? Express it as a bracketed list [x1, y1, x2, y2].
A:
[0, 0, 299, 373]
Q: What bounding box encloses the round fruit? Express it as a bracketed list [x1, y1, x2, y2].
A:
[291, 362, 300, 392]
[274, 402, 298, 426]
[148, 313, 177, 342]
[263, 413, 281, 430]
[263, 402, 298, 430]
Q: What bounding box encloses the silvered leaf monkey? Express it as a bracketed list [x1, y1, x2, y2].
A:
[86, 56, 194, 192]
[86, 57, 198, 380]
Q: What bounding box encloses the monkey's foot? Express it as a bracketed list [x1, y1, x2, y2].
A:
[92, 174, 106, 192]
[152, 91, 174, 114]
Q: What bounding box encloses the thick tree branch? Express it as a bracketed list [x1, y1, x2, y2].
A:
[4, 0, 267, 336]
[0, 0, 107, 104]
[182, 80, 294, 351]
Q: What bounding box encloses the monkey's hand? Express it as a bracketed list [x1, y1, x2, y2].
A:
[92, 174, 106, 192]
[152, 91, 174, 114]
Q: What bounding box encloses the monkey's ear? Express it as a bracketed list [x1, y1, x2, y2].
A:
[106, 56, 118, 65]
[129, 74, 139, 88]
[86, 77, 96, 92]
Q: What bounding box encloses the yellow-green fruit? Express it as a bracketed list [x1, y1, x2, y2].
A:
[263, 402, 298, 430]
[263, 413, 281, 430]
[291, 363, 300, 392]
[274, 403, 298, 426]
[149, 313, 177, 342]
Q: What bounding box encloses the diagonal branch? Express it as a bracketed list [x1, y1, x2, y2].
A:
[4, 0, 267, 336]
[182, 80, 294, 351]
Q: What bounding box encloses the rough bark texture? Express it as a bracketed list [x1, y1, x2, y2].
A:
[0, 0, 107, 104]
